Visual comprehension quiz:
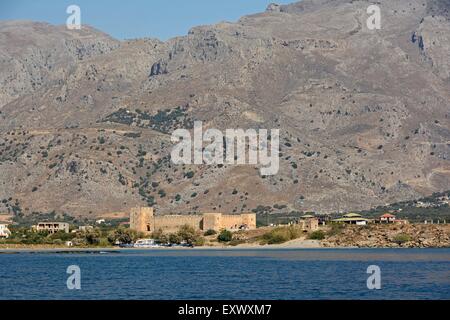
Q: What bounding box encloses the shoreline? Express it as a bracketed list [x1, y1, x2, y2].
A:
[2, 224, 449, 252]
[1, 243, 449, 253]
[0, 241, 324, 252]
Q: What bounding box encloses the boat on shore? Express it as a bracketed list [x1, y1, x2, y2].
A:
[114, 239, 195, 249]
[133, 239, 160, 248]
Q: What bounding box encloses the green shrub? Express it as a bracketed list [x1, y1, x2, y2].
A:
[158, 189, 166, 198]
[393, 233, 411, 244]
[84, 230, 101, 245]
[177, 224, 201, 245]
[204, 229, 217, 236]
[49, 231, 75, 242]
[308, 230, 325, 240]
[184, 171, 195, 179]
[169, 233, 182, 244]
[107, 228, 140, 244]
[193, 237, 205, 246]
[264, 234, 287, 244]
[98, 237, 111, 247]
[217, 230, 233, 242]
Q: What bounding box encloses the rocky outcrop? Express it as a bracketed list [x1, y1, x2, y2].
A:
[149, 60, 168, 77]
[322, 224, 450, 248]
[413, 16, 450, 81]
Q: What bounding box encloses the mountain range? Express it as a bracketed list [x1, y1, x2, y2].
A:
[0, 0, 449, 220]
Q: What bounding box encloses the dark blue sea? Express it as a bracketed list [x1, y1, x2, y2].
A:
[0, 248, 449, 300]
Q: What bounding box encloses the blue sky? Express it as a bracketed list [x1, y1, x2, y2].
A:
[0, 0, 295, 40]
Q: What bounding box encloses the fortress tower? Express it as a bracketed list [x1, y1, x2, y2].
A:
[130, 207, 154, 234]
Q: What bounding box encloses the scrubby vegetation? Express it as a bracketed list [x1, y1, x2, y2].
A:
[0, 225, 126, 247]
[327, 223, 345, 236]
[217, 229, 233, 242]
[393, 233, 412, 244]
[204, 229, 217, 236]
[0, 223, 208, 247]
[260, 226, 301, 245]
[102, 105, 193, 134]
[150, 224, 205, 246]
[107, 228, 143, 245]
[358, 190, 450, 222]
[308, 230, 325, 240]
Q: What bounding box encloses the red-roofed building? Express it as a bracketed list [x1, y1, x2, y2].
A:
[380, 213, 396, 223]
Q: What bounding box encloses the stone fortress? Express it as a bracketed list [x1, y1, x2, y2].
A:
[130, 207, 257, 234]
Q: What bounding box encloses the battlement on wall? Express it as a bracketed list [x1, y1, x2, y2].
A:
[129, 208, 256, 233]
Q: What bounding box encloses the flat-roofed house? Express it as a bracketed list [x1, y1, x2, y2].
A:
[332, 213, 370, 225]
[35, 222, 70, 234]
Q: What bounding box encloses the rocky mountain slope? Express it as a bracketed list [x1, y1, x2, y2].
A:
[0, 0, 450, 219]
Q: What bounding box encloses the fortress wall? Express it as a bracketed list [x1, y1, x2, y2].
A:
[129, 208, 257, 234]
[203, 213, 222, 231]
[220, 215, 248, 230]
[240, 213, 257, 229]
[154, 215, 203, 233]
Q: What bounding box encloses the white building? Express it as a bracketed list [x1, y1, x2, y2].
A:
[78, 225, 94, 232]
[95, 219, 106, 225]
[35, 222, 69, 234]
[0, 224, 11, 238]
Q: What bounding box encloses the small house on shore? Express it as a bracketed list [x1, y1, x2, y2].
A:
[378, 213, 409, 225]
[0, 224, 11, 238]
[380, 213, 396, 223]
[34, 222, 69, 234]
[297, 215, 320, 232]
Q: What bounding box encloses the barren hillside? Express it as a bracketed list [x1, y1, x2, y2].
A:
[0, 0, 449, 219]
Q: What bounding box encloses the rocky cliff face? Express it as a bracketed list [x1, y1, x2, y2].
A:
[0, 21, 120, 107]
[0, 0, 450, 219]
